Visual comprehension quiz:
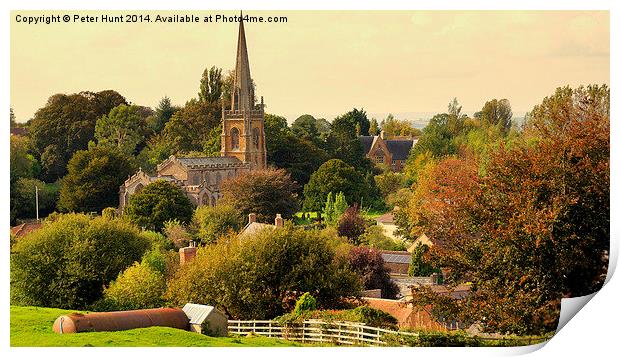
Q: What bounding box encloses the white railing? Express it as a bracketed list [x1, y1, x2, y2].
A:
[227, 319, 418, 346]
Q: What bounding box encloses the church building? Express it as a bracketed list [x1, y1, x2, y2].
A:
[119, 15, 266, 211]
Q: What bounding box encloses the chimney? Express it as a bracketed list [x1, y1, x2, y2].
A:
[274, 214, 284, 228]
[179, 241, 197, 265]
[248, 213, 257, 224]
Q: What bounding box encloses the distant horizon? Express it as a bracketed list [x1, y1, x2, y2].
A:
[11, 10, 609, 125]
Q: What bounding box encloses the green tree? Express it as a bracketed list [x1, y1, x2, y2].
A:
[10, 213, 150, 309]
[125, 180, 194, 231]
[10, 178, 59, 224]
[57, 146, 135, 213]
[162, 98, 221, 153]
[10, 135, 39, 183]
[166, 226, 361, 319]
[380, 114, 422, 137]
[477, 98, 512, 133]
[101, 262, 166, 310]
[198, 66, 223, 104]
[408, 243, 436, 276]
[95, 104, 147, 155]
[220, 168, 299, 223]
[29, 90, 127, 181]
[369, 118, 380, 136]
[326, 109, 373, 171]
[192, 205, 245, 244]
[303, 159, 365, 212]
[148, 96, 179, 133]
[10, 107, 17, 127]
[291, 114, 321, 146]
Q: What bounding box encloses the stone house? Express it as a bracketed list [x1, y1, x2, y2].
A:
[359, 132, 418, 172]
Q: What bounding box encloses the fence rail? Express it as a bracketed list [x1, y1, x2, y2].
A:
[228, 319, 417, 346]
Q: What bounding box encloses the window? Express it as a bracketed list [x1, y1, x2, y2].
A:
[253, 128, 260, 149]
[231, 127, 240, 150]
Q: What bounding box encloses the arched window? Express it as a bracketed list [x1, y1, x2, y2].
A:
[231, 127, 240, 150]
[253, 128, 260, 149]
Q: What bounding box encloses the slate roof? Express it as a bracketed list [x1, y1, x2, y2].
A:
[176, 156, 241, 167]
[381, 251, 412, 264]
[384, 140, 414, 161]
[359, 136, 375, 155]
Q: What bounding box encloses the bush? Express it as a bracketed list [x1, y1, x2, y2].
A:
[99, 262, 167, 311]
[337, 205, 367, 244]
[125, 180, 194, 231]
[293, 293, 317, 315]
[408, 243, 437, 277]
[166, 226, 362, 320]
[10, 213, 150, 309]
[278, 306, 398, 330]
[163, 220, 193, 249]
[348, 246, 399, 299]
[192, 205, 245, 244]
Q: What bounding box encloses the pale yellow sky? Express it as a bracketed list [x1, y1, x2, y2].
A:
[10, 10, 609, 123]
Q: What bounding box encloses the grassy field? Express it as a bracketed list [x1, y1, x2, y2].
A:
[10, 306, 303, 347]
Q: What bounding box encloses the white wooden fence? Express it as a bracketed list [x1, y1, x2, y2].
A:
[227, 319, 418, 346]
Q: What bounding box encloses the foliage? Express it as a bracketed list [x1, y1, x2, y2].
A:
[323, 191, 348, 226]
[475, 98, 512, 133]
[198, 66, 223, 104]
[380, 114, 422, 137]
[125, 180, 194, 231]
[57, 146, 135, 213]
[147, 96, 180, 133]
[291, 114, 323, 147]
[337, 205, 367, 244]
[99, 262, 166, 311]
[408, 243, 436, 277]
[10, 178, 59, 223]
[303, 159, 365, 212]
[162, 98, 221, 153]
[10, 213, 150, 309]
[10, 135, 39, 183]
[10, 306, 303, 347]
[95, 104, 148, 155]
[162, 219, 194, 249]
[192, 204, 245, 244]
[369, 118, 379, 135]
[293, 292, 317, 315]
[348, 246, 398, 299]
[400, 85, 609, 335]
[374, 170, 406, 199]
[264, 113, 329, 190]
[360, 225, 406, 251]
[166, 226, 362, 320]
[29, 90, 127, 181]
[220, 168, 299, 223]
[278, 306, 398, 330]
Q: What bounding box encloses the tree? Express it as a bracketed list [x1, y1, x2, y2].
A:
[326, 109, 373, 171]
[100, 262, 166, 311]
[57, 146, 135, 213]
[369, 118, 379, 136]
[220, 168, 299, 223]
[374, 170, 405, 199]
[265, 113, 329, 189]
[10, 178, 59, 224]
[125, 180, 194, 231]
[10, 107, 17, 127]
[380, 114, 422, 137]
[95, 104, 147, 155]
[303, 159, 365, 212]
[291, 114, 321, 146]
[10, 135, 39, 183]
[162, 98, 221, 153]
[166, 226, 362, 319]
[403, 85, 609, 335]
[29, 90, 127, 181]
[192, 205, 245, 244]
[198, 66, 223, 104]
[148, 96, 179, 133]
[10, 213, 150, 309]
[323, 191, 347, 226]
[360, 225, 406, 251]
[408, 243, 436, 277]
[337, 205, 367, 244]
[348, 246, 398, 299]
[477, 98, 512, 133]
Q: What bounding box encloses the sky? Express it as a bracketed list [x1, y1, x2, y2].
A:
[10, 10, 609, 123]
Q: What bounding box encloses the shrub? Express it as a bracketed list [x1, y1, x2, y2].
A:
[294, 293, 317, 315]
[10, 213, 150, 309]
[408, 243, 437, 277]
[99, 262, 167, 311]
[360, 225, 407, 251]
[125, 180, 194, 231]
[192, 205, 245, 244]
[348, 246, 399, 299]
[166, 226, 362, 319]
[337, 205, 367, 244]
[163, 219, 193, 249]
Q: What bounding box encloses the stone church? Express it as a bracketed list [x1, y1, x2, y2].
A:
[119, 16, 266, 211]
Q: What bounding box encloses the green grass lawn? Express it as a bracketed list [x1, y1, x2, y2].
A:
[10, 306, 303, 347]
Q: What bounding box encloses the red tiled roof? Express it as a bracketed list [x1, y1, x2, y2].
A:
[363, 297, 413, 327]
[10, 222, 42, 238]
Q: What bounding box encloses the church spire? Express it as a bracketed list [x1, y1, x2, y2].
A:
[232, 11, 254, 112]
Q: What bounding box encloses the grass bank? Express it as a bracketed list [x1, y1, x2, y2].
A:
[10, 306, 303, 347]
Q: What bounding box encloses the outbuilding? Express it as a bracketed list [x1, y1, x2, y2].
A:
[182, 303, 228, 336]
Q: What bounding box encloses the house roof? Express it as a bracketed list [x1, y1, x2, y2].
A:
[359, 136, 375, 155]
[363, 297, 413, 326]
[429, 284, 472, 299]
[384, 140, 414, 161]
[176, 156, 241, 167]
[238, 222, 275, 238]
[375, 212, 395, 224]
[10, 222, 42, 238]
[381, 250, 412, 264]
[10, 127, 29, 136]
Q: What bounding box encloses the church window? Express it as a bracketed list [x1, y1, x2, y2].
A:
[231, 127, 240, 150]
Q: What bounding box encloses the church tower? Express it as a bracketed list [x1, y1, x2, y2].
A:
[221, 13, 267, 170]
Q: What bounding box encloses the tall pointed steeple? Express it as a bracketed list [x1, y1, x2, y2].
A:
[232, 11, 254, 112]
